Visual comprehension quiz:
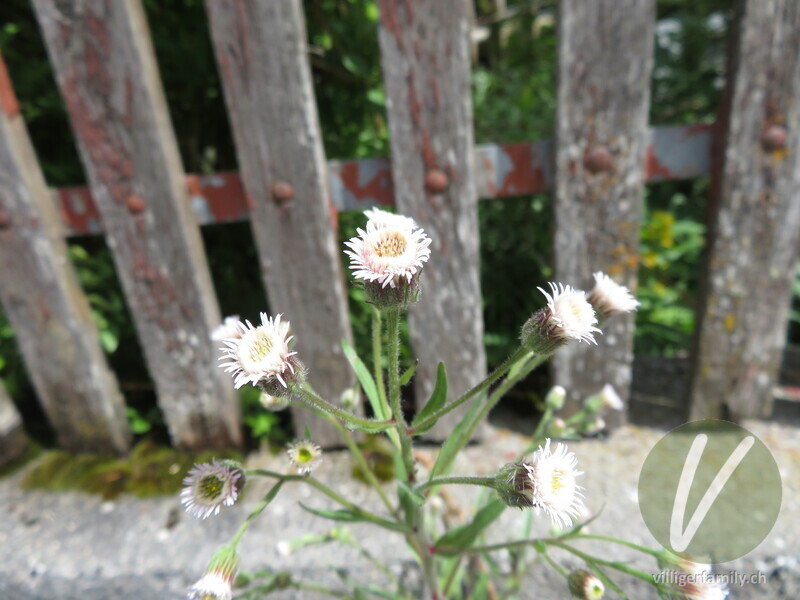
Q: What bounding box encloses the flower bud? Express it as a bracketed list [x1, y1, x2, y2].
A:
[568, 569, 605, 599]
[544, 385, 567, 410]
[187, 545, 239, 600]
[260, 391, 290, 412]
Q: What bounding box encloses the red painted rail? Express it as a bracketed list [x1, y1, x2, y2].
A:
[53, 123, 712, 237]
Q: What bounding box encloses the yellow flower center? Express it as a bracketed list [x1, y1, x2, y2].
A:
[297, 447, 313, 463]
[239, 329, 275, 368]
[200, 474, 224, 500]
[373, 230, 407, 258]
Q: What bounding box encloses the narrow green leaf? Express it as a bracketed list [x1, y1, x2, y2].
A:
[431, 395, 483, 479]
[411, 362, 447, 432]
[303, 424, 311, 440]
[398, 480, 425, 506]
[342, 339, 386, 420]
[433, 499, 505, 553]
[298, 503, 406, 533]
[399, 359, 419, 386]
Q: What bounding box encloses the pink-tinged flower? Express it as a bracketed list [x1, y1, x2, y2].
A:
[344, 207, 431, 290]
[188, 545, 239, 600]
[218, 313, 299, 390]
[521, 283, 601, 354]
[586, 271, 639, 320]
[181, 460, 244, 520]
[674, 577, 729, 600]
[497, 439, 584, 528]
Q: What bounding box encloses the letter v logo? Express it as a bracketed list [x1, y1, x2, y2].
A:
[669, 433, 755, 552]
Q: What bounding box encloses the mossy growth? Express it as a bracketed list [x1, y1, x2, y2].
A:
[351, 435, 396, 483]
[0, 441, 43, 479]
[21, 439, 242, 500]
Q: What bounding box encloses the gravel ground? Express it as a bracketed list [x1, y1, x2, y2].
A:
[0, 416, 797, 600]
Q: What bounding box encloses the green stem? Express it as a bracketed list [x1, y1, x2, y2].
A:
[542, 551, 570, 578]
[294, 387, 395, 432]
[385, 308, 414, 478]
[547, 540, 658, 585]
[409, 346, 530, 435]
[442, 555, 463, 598]
[415, 476, 498, 495]
[570, 534, 664, 558]
[231, 479, 285, 548]
[245, 470, 405, 533]
[372, 307, 389, 411]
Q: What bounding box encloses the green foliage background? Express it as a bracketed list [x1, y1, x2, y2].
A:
[0, 0, 794, 447]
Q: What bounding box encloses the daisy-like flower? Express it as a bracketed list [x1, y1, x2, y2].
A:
[210, 315, 242, 342]
[586, 271, 639, 321]
[344, 207, 431, 307]
[188, 545, 239, 600]
[673, 576, 729, 600]
[287, 439, 323, 474]
[521, 283, 601, 354]
[218, 313, 300, 392]
[568, 569, 605, 599]
[187, 572, 233, 600]
[496, 438, 584, 528]
[181, 460, 244, 519]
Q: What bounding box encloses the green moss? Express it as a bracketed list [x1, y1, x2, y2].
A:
[21, 439, 242, 499]
[351, 435, 396, 484]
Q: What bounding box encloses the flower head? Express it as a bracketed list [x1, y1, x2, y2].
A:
[344, 208, 431, 307]
[673, 577, 729, 600]
[599, 384, 624, 411]
[218, 313, 300, 391]
[181, 460, 244, 519]
[586, 271, 639, 321]
[496, 439, 584, 528]
[287, 439, 323, 474]
[568, 569, 605, 599]
[188, 545, 239, 600]
[211, 315, 242, 342]
[521, 283, 600, 354]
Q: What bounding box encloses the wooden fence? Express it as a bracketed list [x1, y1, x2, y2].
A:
[0, 0, 798, 454]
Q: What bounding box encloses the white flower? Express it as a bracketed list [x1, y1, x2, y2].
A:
[675, 577, 729, 600]
[210, 315, 241, 342]
[187, 572, 233, 600]
[218, 313, 297, 390]
[516, 439, 584, 528]
[287, 439, 323, 474]
[344, 207, 432, 289]
[599, 384, 624, 411]
[529, 282, 601, 346]
[180, 460, 242, 520]
[586, 271, 639, 320]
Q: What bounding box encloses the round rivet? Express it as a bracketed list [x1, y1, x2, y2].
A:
[271, 181, 294, 203]
[126, 195, 146, 214]
[761, 125, 787, 152]
[425, 169, 449, 193]
[584, 146, 613, 174]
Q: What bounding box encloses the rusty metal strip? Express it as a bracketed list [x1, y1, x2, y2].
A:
[54, 124, 713, 236]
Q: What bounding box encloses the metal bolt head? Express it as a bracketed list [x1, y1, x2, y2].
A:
[583, 146, 614, 174]
[271, 181, 294, 203]
[126, 195, 146, 214]
[0, 212, 10, 229]
[761, 125, 787, 152]
[425, 169, 449, 193]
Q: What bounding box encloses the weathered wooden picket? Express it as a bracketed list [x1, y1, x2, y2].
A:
[0, 0, 797, 454]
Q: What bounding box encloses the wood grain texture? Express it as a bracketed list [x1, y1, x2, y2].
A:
[377, 0, 487, 439]
[205, 0, 356, 446]
[551, 0, 655, 429]
[32, 0, 241, 450]
[689, 0, 800, 420]
[0, 54, 129, 453]
[0, 381, 27, 466]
